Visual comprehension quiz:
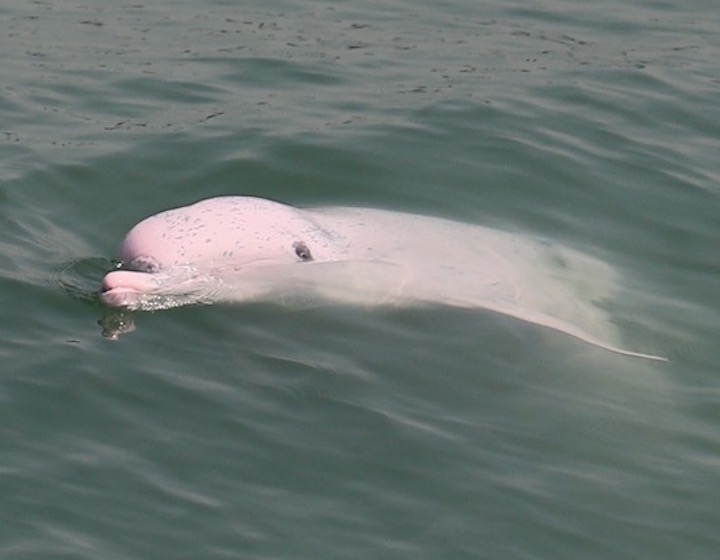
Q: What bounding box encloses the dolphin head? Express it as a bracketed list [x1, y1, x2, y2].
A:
[100, 196, 339, 310]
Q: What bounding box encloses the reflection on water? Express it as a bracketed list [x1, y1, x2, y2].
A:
[97, 310, 136, 340]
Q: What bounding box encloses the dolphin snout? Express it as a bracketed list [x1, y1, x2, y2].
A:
[102, 270, 158, 292]
[100, 270, 159, 308]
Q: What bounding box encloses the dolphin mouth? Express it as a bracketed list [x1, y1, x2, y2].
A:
[100, 266, 219, 311]
[100, 270, 161, 309]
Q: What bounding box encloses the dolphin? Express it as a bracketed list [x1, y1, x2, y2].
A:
[99, 196, 666, 360]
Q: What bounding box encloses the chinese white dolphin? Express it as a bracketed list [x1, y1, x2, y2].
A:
[100, 196, 665, 360]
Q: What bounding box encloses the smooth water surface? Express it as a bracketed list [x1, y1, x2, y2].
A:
[2, 0, 719, 558]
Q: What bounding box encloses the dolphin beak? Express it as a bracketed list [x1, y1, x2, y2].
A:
[100, 270, 159, 308]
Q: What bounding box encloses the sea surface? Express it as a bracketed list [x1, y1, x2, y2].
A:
[2, 0, 719, 558]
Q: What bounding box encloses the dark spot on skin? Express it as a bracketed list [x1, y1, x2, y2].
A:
[293, 241, 313, 262]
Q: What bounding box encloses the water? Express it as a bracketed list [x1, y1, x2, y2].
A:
[2, 0, 719, 558]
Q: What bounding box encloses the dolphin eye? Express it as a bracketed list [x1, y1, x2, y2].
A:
[293, 241, 313, 262]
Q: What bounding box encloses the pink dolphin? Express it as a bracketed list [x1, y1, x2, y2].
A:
[100, 196, 666, 360]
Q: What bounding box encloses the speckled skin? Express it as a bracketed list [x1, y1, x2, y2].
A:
[115, 196, 342, 271]
[100, 196, 665, 360]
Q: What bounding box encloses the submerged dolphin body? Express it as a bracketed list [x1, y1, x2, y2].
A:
[100, 196, 665, 360]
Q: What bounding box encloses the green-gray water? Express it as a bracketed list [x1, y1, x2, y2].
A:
[2, 1, 719, 558]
